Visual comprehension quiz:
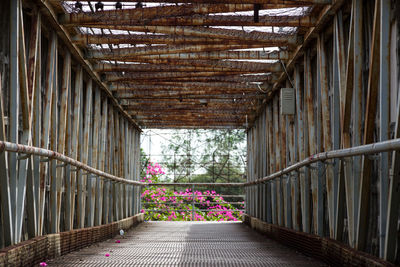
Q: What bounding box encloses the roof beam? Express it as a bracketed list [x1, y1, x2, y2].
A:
[121, 99, 258, 106]
[105, 71, 277, 82]
[95, 63, 244, 73]
[129, 108, 252, 115]
[115, 91, 265, 99]
[74, 34, 248, 46]
[53, 0, 330, 4]
[141, 123, 247, 129]
[66, 14, 315, 28]
[83, 26, 300, 45]
[96, 61, 281, 73]
[121, 50, 289, 61]
[138, 117, 247, 123]
[112, 74, 275, 83]
[87, 43, 279, 59]
[61, 3, 299, 25]
[127, 106, 255, 112]
[110, 82, 263, 91]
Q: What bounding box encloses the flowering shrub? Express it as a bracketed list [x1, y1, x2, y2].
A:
[140, 162, 244, 221]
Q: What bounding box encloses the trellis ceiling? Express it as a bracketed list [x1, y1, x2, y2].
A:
[49, 0, 332, 129]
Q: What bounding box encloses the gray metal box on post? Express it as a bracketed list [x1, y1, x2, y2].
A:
[280, 88, 295, 115]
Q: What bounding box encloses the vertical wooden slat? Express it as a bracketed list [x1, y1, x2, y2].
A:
[305, 49, 320, 235]
[273, 96, 281, 225]
[333, 10, 344, 241]
[356, 0, 380, 251]
[352, 0, 363, 247]
[384, 69, 400, 262]
[0, 72, 13, 246]
[69, 66, 82, 230]
[8, 0, 20, 243]
[379, 0, 391, 258]
[54, 51, 70, 233]
[95, 98, 108, 225]
[113, 112, 121, 221]
[89, 87, 101, 226]
[301, 56, 311, 233]
[293, 66, 303, 232]
[39, 31, 57, 235]
[15, 1, 33, 242]
[337, 4, 355, 245]
[105, 105, 114, 223]
[49, 32, 59, 234]
[318, 34, 335, 238]
[267, 104, 275, 224]
[26, 9, 41, 239]
[79, 79, 92, 228]
[124, 121, 129, 217]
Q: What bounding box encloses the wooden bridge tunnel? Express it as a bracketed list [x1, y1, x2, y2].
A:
[0, 0, 400, 266]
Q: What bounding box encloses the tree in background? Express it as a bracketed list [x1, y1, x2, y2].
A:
[160, 129, 246, 184]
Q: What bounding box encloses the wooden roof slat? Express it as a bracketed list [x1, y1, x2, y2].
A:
[62, 3, 315, 25]
[47, 0, 334, 128]
[53, 0, 330, 4]
[87, 43, 282, 59]
[110, 82, 263, 91]
[105, 71, 276, 82]
[96, 60, 281, 72]
[83, 26, 300, 45]
[65, 14, 316, 28]
[123, 50, 288, 60]
[106, 72, 276, 83]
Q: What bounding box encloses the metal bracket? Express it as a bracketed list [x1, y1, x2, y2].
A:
[17, 153, 30, 160]
[40, 157, 52, 162]
[56, 163, 68, 168]
[322, 160, 335, 166]
[309, 163, 318, 170]
[367, 154, 380, 161]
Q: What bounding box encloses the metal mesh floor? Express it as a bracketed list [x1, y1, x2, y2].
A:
[48, 222, 326, 266]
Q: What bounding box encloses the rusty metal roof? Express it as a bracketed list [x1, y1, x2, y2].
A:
[51, 0, 331, 129]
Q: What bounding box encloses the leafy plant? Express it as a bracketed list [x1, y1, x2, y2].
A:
[140, 162, 244, 221]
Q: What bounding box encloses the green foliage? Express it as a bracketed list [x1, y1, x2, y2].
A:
[140, 162, 244, 222]
[160, 129, 246, 184]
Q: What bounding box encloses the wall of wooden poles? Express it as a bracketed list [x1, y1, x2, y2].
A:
[246, 0, 400, 263]
[0, 0, 142, 248]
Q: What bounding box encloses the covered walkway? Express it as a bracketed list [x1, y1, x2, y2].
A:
[1, 0, 400, 266]
[48, 222, 324, 266]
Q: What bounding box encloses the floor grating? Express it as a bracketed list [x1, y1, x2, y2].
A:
[48, 222, 327, 266]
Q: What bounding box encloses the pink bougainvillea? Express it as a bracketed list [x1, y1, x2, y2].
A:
[141, 162, 243, 222]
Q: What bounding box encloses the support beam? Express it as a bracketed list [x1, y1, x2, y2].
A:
[352, 0, 363, 248]
[84, 26, 300, 47]
[379, 0, 391, 258]
[67, 14, 315, 27]
[317, 34, 335, 238]
[356, 0, 380, 251]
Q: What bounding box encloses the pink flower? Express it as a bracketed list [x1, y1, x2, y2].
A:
[115, 240, 120, 243]
[40, 263, 48, 266]
[105, 253, 110, 257]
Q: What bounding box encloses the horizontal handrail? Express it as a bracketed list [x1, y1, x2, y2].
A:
[0, 141, 145, 186]
[144, 209, 246, 213]
[143, 202, 245, 205]
[5, 138, 397, 188]
[141, 194, 245, 198]
[148, 182, 245, 187]
[245, 138, 400, 186]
